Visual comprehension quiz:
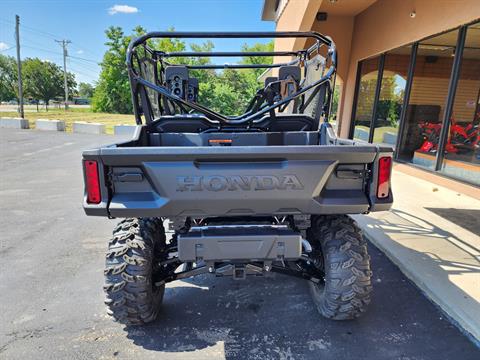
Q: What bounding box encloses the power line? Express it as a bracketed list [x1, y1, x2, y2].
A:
[22, 25, 59, 40]
[21, 34, 58, 50]
[67, 60, 99, 74]
[70, 42, 102, 58]
[21, 44, 99, 64]
[0, 46, 15, 52]
[22, 44, 64, 57]
[1, 18, 59, 41]
[68, 54, 99, 64]
[24, 30, 101, 59]
[68, 67, 98, 79]
[2, 17, 101, 64]
[4, 16, 101, 88]
[0, 18, 14, 25]
[68, 64, 99, 77]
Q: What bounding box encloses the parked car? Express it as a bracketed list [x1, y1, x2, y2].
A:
[74, 98, 90, 105]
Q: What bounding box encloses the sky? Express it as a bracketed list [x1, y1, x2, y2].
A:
[0, 0, 274, 85]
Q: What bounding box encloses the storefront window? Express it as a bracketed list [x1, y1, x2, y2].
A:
[371, 47, 411, 147]
[349, 22, 480, 185]
[441, 23, 480, 185]
[397, 29, 459, 170]
[352, 56, 379, 142]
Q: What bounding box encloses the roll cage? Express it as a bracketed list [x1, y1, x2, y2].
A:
[126, 31, 337, 127]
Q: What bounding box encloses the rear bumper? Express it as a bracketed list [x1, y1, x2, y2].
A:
[83, 144, 393, 217]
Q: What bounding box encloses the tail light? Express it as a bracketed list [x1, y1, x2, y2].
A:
[84, 160, 101, 204]
[377, 156, 392, 199]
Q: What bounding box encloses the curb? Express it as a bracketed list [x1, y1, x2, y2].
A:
[36, 119, 65, 131]
[0, 117, 30, 129]
[72, 121, 105, 135]
[382, 132, 397, 145]
[114, 124, 137, 136]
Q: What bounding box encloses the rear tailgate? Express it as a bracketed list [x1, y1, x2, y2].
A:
[83, 144, 393, 217]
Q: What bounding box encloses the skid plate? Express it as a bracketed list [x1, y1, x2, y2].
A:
[177, 225, 302, 262]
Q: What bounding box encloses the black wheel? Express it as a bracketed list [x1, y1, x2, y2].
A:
[307, 215, 372, 320]
[104, 218, 167, 325]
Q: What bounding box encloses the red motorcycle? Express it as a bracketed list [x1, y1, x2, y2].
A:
[417, 114, 479, 154]
[418, 121, 442, 153]
[449, 113, 479, 154]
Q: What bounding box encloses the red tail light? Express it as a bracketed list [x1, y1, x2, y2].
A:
[377, 156, 392, 199]
[84, 160, 101, 204]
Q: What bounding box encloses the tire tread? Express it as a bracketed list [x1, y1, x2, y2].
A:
[309, 215, 372, 320]
[104, 217, 165, 325]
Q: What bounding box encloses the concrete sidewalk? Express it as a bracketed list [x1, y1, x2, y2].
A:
[353, 164, 480, 342]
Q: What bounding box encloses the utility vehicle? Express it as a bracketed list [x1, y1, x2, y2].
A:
[82, 32, 393, 325]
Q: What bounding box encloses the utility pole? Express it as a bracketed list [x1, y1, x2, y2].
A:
[15, 15, 24, 118]
[55, 39, 71, 110]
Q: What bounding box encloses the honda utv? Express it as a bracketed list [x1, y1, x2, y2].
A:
[82, 32, 393, 325]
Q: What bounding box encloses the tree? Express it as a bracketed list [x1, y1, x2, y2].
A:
[240, 41, 274, 74]
[91, 26, 141, 113]
[78, 82, 94, 99]
[92, 25, 275, 116]
[201, 41, 274, 115]
[330, 84, 341, 121]
[0, 55, 18, 102]
[92, 26, 213, 114]
[22, 58, 76, 109]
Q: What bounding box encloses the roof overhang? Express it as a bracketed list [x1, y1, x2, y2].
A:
[261, 0, 277, 21]
[319, 0, 378, 16]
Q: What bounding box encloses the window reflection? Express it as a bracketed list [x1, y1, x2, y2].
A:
[372, 48, 410, 147]
[441, 23, 480, 185]
[398, 29, 459, 170]
[352, 56, 379, 142]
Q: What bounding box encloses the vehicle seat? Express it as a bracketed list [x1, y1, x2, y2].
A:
[151, 115, 217, 133]
[255, 114, 315, 132]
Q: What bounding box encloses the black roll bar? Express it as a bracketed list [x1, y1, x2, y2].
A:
[162, 58, 301, 70]
[126, 31, 336, 126]
[159, 50, 303, 58]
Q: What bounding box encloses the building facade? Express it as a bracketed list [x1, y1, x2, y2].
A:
[262, 0, 480, 185]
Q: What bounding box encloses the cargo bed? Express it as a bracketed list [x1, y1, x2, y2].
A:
[83, 124, 393, 218]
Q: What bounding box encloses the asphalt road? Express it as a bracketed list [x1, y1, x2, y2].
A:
[0, 128, 478, 360]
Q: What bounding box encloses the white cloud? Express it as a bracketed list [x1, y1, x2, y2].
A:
[0, 42, 10, 51]
[108, 4, 139, 15]
[76, 50, 84, 54]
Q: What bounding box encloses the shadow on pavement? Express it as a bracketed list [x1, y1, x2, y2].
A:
[368, 208, 480, 276]
[121, 243, 480, 360]
[425, 208, 480, 237]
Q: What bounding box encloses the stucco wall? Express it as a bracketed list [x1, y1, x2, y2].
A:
[340, 0, 480, 137]
[273, 0, 320, 65]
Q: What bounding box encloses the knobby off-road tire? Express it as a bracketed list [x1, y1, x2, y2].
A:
[104, 218, 166, 325]
[307, 215, 372, 320]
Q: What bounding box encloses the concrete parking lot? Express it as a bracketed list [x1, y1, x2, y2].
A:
[0, 128, 479, 359]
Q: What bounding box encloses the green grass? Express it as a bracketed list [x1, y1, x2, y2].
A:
[373, 126, 397, 144]
[355, 125, 398, 144]
[1, 108, 135, 134]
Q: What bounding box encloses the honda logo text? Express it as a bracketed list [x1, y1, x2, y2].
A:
[176, 175, 304, 192]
